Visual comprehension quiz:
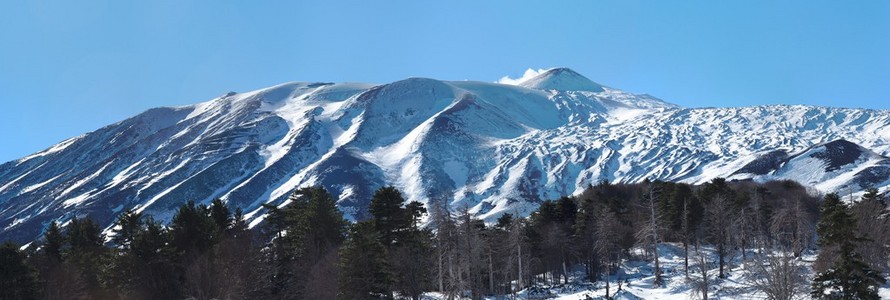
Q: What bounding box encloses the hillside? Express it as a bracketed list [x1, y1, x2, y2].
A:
[1, 68, 890, 243]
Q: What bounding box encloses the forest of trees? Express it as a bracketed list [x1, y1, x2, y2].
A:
[1, 179, 888, 299]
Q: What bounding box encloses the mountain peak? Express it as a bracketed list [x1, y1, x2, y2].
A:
[5, 70, 890, 244]
[520, 67, 605, 92]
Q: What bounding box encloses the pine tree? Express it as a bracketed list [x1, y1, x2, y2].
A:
[65, 216, 109, 298]
[106, 212, 180, 300]
[133, 217, 181, 299]
[369, 186, 413, 246]
[168, 200, 229, 299]
[230, 207, 249, 237]
[811, 193, 886, 299]
[365, 186, 433, 298]
[390, 228, 434, 300]
[169, 200, 218, 259]
[529, 197, 578, 284]
[131, 217, 170, 262]
[264, 187, 347, 299]
[0, 241, 38, 300]
[43, 221, 64, 264]
[209, 198, 233, 233]
[112, 209, 143, 249]
[37, 221, 89, 300]
[339, 222, 389, 299]
[215, 207, 260, 299]
[106, 211, 141, 296]
[34, 221, 71, 299]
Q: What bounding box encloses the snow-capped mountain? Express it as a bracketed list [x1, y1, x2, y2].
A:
[2, 68, 890, 243]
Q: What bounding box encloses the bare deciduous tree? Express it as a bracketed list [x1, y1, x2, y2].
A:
[596, 209, 623, 299]
[770, 197, 816, 258]
[746, 251, 807, 300]
[506, 215, 529, 297]
[635, 186, 664, 286]
[689, 248, 711, 300]
[705, 195, 732, 278]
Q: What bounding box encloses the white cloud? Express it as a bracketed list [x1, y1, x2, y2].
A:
[497, 68, 548, 86]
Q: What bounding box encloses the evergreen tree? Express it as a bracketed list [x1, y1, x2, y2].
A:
[221, 207, 263, 299]
[574, 194, 601, 281]
[169, 200, 218, 259]
[107, 211, 144, 297]
[36, 221, 89, 300]
[230, 207, 249, 237]
[390, 228, 434, 300]
[529, 197, 578, 284]
[811, 250, 885, 300]
[112, 209, 143, 249]
[64, 216, 109, 298]
[67, 217, 105, 253]
[339, 222, 389, 299]
[365, 186, 433, 298]
[106, 212, 180, 300]
[134, 217, 181, 299]
[168, 200, 230, 299]
[265, 187, 347, 299]
[131, 217, 171, 263]
[42, 221, 64, 264]
[0, 241, 38, 300]
[814, 194, 855, 270]
[369, 186, 415, 246]
[496, 213, 514, 229]
[170, 198, 255, 300]
[811, 193, 886, 299]
[209, 198, 233, 232]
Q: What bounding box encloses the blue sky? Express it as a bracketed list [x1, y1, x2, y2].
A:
[1, 1, 888, 162]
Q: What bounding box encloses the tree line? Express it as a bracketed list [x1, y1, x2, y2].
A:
[1, 179, 888, 299]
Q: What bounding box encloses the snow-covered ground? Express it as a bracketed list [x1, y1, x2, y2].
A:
[425, 244, 890, 299]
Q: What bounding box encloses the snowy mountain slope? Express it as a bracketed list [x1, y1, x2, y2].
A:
[729, 139, 890, 192]
[520, 67, 606, 92]
[2, 67, 890, 243]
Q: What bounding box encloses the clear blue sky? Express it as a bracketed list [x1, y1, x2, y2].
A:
[1, 1, 889, 162]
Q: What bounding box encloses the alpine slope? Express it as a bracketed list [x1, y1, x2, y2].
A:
[2, 68, 889, 243]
